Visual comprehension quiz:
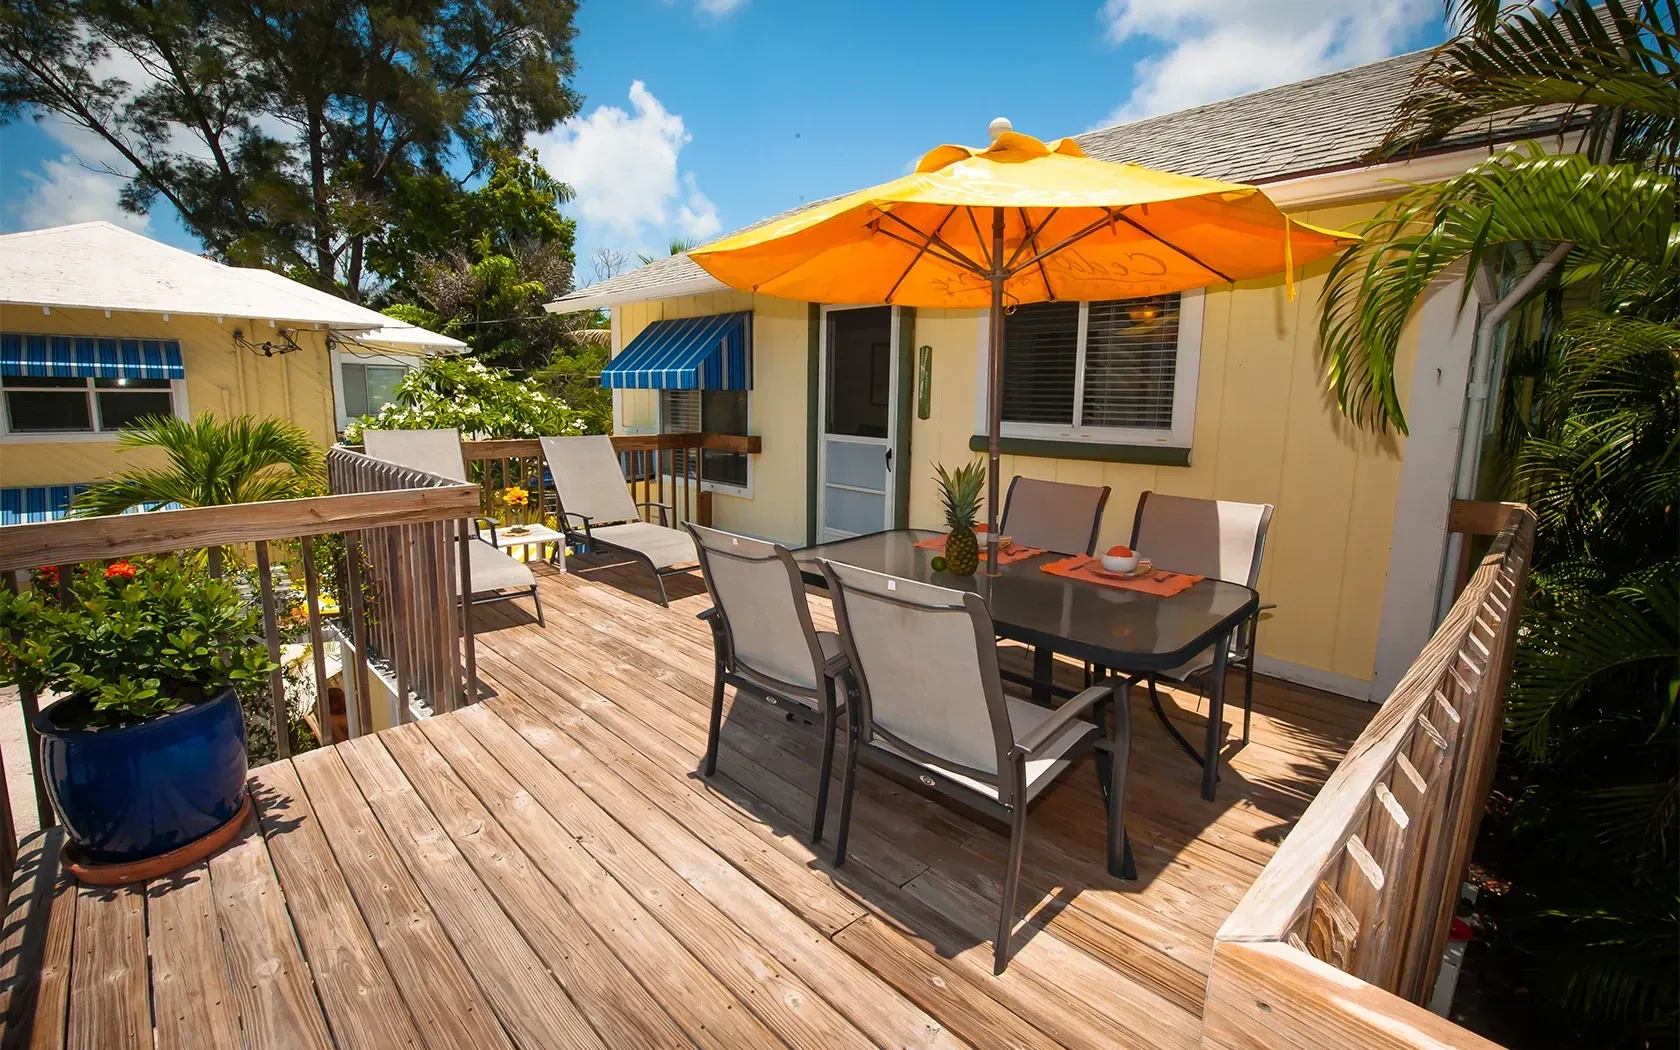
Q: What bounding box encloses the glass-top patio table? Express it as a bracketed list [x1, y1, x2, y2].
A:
[795, 529, 1259, 800]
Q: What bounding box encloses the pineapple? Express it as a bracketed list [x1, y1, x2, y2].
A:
[933, 460, 986, 575]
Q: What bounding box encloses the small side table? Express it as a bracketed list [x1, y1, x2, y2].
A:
[487, 524, 566, 571]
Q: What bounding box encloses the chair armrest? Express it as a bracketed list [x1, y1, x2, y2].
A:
[697, 607, 719, 622]
[1258, 602, 1277, 612]
[475, 515, 502, 527]
[1013, 683, 1112, 757]
[636, 500, 674, 526]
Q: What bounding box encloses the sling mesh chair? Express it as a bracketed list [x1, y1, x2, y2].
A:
[541, 435, 698, 606]
[689, 524, 849, 843]
[362, 428, 545, 625]
[1129, 491, 1274, 770]
[820, 560, 1135, 974]
[998, 475, 1111, 696]
[998, 475, 1111, 556]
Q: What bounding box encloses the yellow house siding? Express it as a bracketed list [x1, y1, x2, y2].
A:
[0, 307, 338, 489]
[611, 199, 1423, 689]
[903, 200, 1416, 687]
[614, 292, 811, 544]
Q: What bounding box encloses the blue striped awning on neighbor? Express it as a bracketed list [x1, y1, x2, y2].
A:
[1, 333, 185, 380]
[600, 312, 752, 391]
[0, 487, 179, 527]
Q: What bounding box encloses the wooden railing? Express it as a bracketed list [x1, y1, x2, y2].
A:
[1201, 502, 1535, 1050]
[0, 463, 481, 834]
[460, 433, 760, 530]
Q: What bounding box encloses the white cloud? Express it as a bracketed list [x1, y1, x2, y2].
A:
[1099, 0, 1435, 125]
[531, 80, 722, 254]
[694, 0, 747, 14]
[13, 155, 152, 233]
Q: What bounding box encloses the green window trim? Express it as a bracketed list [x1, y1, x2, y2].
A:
[967, 433, 1191, 468]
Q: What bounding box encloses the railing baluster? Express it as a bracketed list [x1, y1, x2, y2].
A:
[385, 528, 411, 725]
[458, 519, 477, 707]
[299, 539, 333, 746]
[4, 570, 54, 829]
[253, 540, 290, 760]
[343, 530, 373, 738]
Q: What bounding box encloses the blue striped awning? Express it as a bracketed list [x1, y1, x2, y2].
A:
[600, 312, 752, 390]
[0, 485, 83, 526]
[1, 334, 185, 380]
[0, 486, 178, 527]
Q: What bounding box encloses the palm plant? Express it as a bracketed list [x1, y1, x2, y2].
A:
[72, 412, 325, 517]
[1316, 2, 1679, 1045]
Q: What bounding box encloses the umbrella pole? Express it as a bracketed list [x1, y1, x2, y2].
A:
[984, 205, 1005, 577]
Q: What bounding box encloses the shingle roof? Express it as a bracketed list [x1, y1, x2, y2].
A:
[549, 47, 1568, 312]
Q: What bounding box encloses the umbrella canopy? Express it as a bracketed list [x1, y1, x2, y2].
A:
[690, 125, 1358, 571]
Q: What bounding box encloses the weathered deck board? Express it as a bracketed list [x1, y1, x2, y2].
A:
[0, 561, 1369, 1049]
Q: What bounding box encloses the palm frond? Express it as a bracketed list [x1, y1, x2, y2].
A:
[73, 412, 324, 515]
[1507, 566, 1680, 752]
[1388, 0, 1680, 172]
[1318, 146, 1675, 432]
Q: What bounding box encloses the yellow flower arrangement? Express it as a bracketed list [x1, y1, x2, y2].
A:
[501, 485, 530, 508]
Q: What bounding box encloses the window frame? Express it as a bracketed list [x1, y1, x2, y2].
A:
[332, 347, 415, 432]
[657, 387, 754, 498]
[1, 374, 187, 443]
[973, 288, 1204, 452]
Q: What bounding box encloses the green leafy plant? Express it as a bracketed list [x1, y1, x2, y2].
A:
[0, 557, 276, 730]
[342, 355, 585, 442]
[71, 412, 325, 516]
[1318, 2, 1680, 1043]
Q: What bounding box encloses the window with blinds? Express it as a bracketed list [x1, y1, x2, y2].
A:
[1000, 292, 1185, 437]
[661, 388, 750, 490]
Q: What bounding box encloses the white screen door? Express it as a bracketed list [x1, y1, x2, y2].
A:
[819, 306, 897, 541]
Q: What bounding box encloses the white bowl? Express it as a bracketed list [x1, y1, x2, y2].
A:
[1099, 552, 1139, 574]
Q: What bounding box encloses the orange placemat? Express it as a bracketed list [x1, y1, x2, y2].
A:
[914, 534, 1045, 566]
[1040, 555, 1204, 597]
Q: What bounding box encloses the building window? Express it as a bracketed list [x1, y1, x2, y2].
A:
[661, 389, 751, 491]
[341, 362, 409, 419]
[3, 375, 175, 435]
[997, 292, 1198, 447]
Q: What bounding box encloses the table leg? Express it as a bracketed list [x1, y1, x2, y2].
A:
[1201, 629, 1231, 801]
[1032, 646, 1053, 706]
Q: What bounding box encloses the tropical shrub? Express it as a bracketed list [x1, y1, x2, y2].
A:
[0, 558, 275, 730]
[342, 355, 586, 443]
[72, 412, 324, 517]
[1317, 2, 1679, 1044]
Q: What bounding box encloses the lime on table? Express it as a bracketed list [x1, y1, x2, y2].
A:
[930, 556, 948, 572]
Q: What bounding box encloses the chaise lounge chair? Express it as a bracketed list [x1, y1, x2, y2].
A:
[540, 435, 698, 606]
[362, 428, 545, 625]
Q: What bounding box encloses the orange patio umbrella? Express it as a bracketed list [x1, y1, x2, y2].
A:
[690, 120, 1358, 573]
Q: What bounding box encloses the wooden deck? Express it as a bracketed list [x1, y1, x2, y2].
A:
[0, 553, 1371, 1050]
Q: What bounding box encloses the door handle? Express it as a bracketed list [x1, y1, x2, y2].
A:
[885, 447, 892, 468]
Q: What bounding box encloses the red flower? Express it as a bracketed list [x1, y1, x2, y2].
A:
[36, 566, 58, 586]
[105, 561, 138, 581]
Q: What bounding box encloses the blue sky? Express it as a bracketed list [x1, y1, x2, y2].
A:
[0, 0, 1448, 289]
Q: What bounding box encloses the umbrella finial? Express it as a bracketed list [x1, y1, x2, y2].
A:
[987, 116, 1012, 142]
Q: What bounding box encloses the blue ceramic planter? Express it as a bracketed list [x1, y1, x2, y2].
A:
[36, 686, 248, 865]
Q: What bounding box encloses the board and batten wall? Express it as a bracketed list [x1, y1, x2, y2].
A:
[609, 200, 1460, 697]
[0, 306, 339, 489]
[615, 291, 812, 542]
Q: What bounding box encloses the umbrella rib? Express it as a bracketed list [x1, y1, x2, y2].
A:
[1109, 210, 1235, 284]
[965, 208, 994, 272]
[871, 221, 987, 276]
[1004, 208, 1058, 271]
[1016, 207, 1056, 300]
[884, 206, 960, 303]
[875, 211, 987, 274]
[1005, 211, 1119, 276]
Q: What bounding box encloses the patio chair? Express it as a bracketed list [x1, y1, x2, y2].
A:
[998, 475, 1111, 555]
[689, 523, 848, 843]
[1129, 491, 1274, 768]
[539, 435, 698, 607]
[362, 428, 544, 626]
[819, 559, 1134, 974]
